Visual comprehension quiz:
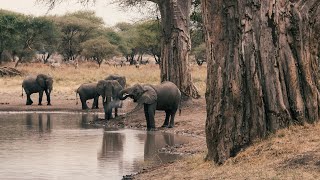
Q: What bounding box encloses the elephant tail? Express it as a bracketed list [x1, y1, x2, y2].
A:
[178, 97, 182, 116]
[76, 91, 78, 105]
[21, 85, 23, 98]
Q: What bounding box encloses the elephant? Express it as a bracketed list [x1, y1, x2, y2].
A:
[119, 81, 181, 130]
[105, 74, 126, 88]
[76, 82, 99, 110]
[22, 74, 53, 105]
[96, 80, 123, 120]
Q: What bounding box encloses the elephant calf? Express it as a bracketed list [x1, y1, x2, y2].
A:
[22, 74, 53, 105]
[76, 82, 99, 110]
[119, 81, 181, 131]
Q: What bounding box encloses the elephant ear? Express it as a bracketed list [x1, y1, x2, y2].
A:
[104, 82, 113, 97]
[96, 80, 106, 97]
[111, 81, 123, 99]
[36, 74, 46, 88]
[137, 85, 157, 104]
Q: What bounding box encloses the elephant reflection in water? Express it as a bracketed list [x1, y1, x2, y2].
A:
[25, 114, 52, 132]
[26, 114, 33, 129]
[81, 114, 100, 129]
[99, 132, 124, 159]
[144, 132, 177, 164]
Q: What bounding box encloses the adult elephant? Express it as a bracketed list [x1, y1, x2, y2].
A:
[96, 80, 123, 120]
[105, 74, 126, 88]
[76, 82, 99, 110]
[22, 74, 53, 105]
[119, 81, 181, 131]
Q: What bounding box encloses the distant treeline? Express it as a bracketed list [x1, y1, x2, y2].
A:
[0, 9, 205, 67]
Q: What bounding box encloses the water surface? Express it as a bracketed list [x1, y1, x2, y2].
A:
[0, 113, 190, 180]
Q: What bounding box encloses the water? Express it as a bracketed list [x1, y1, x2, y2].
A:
[0, 113, 190, 180]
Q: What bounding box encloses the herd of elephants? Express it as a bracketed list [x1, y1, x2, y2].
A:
[21, 74, 182, 131]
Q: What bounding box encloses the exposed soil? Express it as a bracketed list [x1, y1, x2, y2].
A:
[0, 91, 207, 179]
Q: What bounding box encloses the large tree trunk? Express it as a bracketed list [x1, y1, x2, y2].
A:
[202, 0, 320, 164]
[158, 0, 200, 98]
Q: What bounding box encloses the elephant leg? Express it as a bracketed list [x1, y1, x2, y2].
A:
[144, 104, 150, 129]
[115, 107, 118, 117]
[168, 111, 177, 128]
[161, 111, 171, 127]
[145, 103, 156, 131]
[107, 108, 113, 119]
[92, 96, 98, 109]
[38, 91, 44, 105]
[96, 96, 99, 109]
[45, 90, 51, 105]
[104, 102, 112, 120]
[80, 97, 89, 110]
[26, 93, 33, 105]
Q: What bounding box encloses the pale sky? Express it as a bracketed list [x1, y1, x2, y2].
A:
[0, 0, 152, 26]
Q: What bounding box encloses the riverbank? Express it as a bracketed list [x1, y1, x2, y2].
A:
[3, 92, 320, 180]
[1, 62, 320, 179]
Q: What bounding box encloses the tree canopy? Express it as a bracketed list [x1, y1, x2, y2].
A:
[0, 9, 162, 67]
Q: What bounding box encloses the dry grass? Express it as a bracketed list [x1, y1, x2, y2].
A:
[0, 62, 207, 97]
[136, 122, 320, 179]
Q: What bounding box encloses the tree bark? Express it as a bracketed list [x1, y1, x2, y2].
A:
[202, 0, 320, 164]
[158, 0, 200, 98]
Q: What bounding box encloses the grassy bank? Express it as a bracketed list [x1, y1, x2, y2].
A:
[136, 122, 320, 179]
[0, 62, 207, 96]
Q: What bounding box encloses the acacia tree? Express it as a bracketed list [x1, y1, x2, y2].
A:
[202, 0, 320, 164]
[135, 20, 161, 64]
[40, 0, 200, 98]
[0, 10, 23, 63]
[81, 37, 118, 67]
[52, 11, 104, 61]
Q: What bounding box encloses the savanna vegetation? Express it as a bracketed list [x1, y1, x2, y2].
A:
[1, 0, 320, 179]
[0, 62, 206, 97]
[0, 9, 165, 67]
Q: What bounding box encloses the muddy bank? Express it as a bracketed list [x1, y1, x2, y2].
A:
[0, 93, 207, 178]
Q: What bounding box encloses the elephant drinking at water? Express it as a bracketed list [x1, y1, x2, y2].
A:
[22, 74, 53, 105]
[96, 80, 123, 120]
[119, 81, 181, 131]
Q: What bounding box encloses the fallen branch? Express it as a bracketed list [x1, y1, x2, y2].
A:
[0, 67, 23, 77]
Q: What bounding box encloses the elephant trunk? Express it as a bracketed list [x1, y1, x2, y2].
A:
[103, 96, 112, 120]
[119, 89, 131, 100]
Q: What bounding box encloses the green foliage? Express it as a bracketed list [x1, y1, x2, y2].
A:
[190, 0, 204, 59]
[0, 10, 25, 55]
[81, 36, 119, 67]
[52, 10, 104, 61]
[113, 20, 161, 63]
[0, 10, 59, 65]
[0, 8, 162, 65]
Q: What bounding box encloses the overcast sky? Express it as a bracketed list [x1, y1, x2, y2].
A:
[0, 0, 151, 26]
